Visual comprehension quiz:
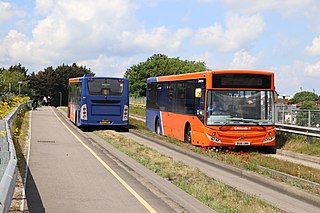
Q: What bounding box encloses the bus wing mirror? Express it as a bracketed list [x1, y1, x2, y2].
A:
[274, 91, 278, 103]
[195, 88, 202, 98]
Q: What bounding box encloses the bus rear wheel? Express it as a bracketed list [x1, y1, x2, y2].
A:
[155, 118, 161, 135]
[184, 125, 191, 144]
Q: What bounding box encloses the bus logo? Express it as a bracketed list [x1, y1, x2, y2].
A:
[238, 134, 246, 140]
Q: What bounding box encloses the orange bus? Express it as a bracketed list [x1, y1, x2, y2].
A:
[146, 70, 276, 151]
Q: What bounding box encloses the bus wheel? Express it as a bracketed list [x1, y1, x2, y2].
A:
[155, 118, 161, 135]
[184, 125, 191, 144]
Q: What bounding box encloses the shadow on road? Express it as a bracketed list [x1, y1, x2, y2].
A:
[25, 169, 45, 213]
[11, 107, 45, 212]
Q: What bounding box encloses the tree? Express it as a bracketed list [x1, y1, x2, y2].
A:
[290, 91, 319, 104]
[300, 100, 318, 110]
[124, 54, 206, 97]
[291, 92, 320, 127]
[0, 64, 30, 95]
[29, 63, 94, 106]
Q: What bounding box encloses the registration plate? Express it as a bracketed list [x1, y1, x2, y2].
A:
[100, 120, 111, 124]
[235, 141, 250, 145]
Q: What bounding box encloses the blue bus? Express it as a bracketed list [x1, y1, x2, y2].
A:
[68, 75, 129, 128]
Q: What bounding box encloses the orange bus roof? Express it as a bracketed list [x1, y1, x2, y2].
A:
[68, 78, 80, 83]
[156, 70, 274, 82]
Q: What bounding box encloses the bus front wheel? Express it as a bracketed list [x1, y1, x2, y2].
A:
[184, 124, 191, 144]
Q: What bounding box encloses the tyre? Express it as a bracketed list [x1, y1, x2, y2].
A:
[184, 125, 191, 144]
[155, 118, 161, 135]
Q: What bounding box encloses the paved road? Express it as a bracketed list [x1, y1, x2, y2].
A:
[25, 107, 177, 213]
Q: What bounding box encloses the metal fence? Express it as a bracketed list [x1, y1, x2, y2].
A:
[275, 105, 320, 128]
[129, 97, 146, 106]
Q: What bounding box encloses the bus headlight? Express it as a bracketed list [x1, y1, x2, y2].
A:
[263, 135, 275, 142]
[206, 133, 221, 143]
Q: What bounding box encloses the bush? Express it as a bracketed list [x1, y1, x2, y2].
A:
[0, 96, 30, 119]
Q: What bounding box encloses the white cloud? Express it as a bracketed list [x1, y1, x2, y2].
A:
[274, 61, 320, 94]
[274, 62, 303, 95]
[120, 27, 192, 53]
[35, 0, 54, 15]
[193, 13, 264, 52]
[304, 61, 320, 76]
[304, 36, 320, 56]
[190, 51, 216, 70]
[0, 2, 25, 23]
[229, 50, 258, 69]
[1, 0, 190, 72]
[219, 0, 313, 16]
[77, 55, 141, 77]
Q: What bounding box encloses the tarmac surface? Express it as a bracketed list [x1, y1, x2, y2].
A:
[24, 106, 183, 213]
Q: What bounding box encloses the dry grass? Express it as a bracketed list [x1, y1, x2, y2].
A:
[130, 105, 146, 117]
[130, 118, 320, 194]
[9, 107, 30, 212]
[96, 130, 282, 213]
[277, 133, 320, 157]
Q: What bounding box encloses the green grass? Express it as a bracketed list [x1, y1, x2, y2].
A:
[11, 106, 30, 184]
[130, 117, 320, 194]
[130, 105, 146, 117]
[96, 130, 282, 213]
[277, 132, 320, 157]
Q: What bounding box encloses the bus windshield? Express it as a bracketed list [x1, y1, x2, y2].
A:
[87, 78, 124, 96]
[206, 90, 274, 125]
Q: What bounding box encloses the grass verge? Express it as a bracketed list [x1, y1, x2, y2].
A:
[130, 105, 146, 117]
[130, 118, 320, 195]
[9, 106, 30, 212]
[96, 130, 282, 213]
[277, 132, 320, 157]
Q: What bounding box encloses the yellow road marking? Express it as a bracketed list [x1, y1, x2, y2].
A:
[51, 107, 157, 213]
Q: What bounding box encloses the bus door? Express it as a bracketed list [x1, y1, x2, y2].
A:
[195, 80, 205, 123]
[163, 82, 174, 136]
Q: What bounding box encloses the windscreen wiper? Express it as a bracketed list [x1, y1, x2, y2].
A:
[219, 118, 266, 130]
[230, 118, 266, 130]
[219, 118, 238, 130]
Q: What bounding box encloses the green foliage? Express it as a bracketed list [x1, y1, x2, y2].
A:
[300, 100, 318, 110]
[290, 91, 319, 104]
[0, 64, 30, 95]
[295, 110, 320, 127]
[0, 96, 30, 119]
[29, 63, 94, 106]
[124, 54, 206, 97]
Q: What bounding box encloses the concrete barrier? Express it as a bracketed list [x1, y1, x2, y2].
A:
[0, 103, 27, 213]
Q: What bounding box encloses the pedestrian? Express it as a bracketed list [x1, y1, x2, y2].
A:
[42, 96, 47, 106]
[32, 96, 38, 110]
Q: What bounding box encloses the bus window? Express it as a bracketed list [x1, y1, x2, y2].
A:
[87, 78, 124, 96]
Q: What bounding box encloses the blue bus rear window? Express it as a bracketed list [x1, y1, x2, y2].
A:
[87, 78, 124, 96]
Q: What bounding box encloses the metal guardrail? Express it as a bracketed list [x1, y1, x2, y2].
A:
[0, 103, 28, 213]
[276, 123, 320, 138]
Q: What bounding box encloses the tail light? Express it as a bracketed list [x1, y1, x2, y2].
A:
[123, 105, 128, 121]
[80, 104, 87, 120]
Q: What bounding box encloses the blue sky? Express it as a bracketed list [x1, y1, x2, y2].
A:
[1, 0, 320, 96]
